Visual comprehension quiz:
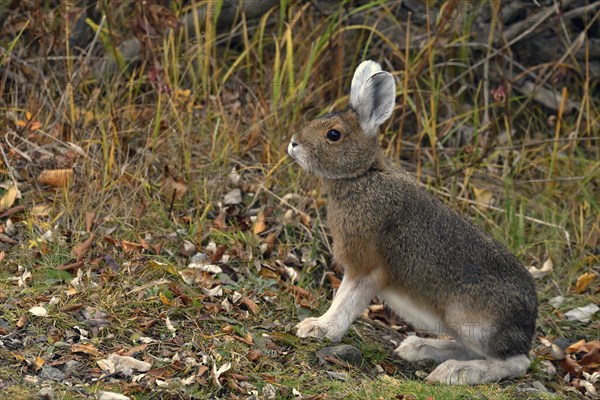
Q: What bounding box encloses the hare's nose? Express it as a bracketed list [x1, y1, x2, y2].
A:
[290, 141, 298, 148]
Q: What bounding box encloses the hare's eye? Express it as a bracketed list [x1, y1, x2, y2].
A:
[326, 129, 342, 142]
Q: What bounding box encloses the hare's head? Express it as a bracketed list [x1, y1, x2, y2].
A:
[288, 60, 396, 179]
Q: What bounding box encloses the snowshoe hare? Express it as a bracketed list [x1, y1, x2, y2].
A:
[288, 60, 537, 385]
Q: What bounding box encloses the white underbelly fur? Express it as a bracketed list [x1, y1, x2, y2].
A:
[380, 290, 444, 335]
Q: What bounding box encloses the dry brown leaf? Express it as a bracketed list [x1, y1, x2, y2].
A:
[325, 272, 342, 289]
[213, 212, 226, 229]
[34, 356, 44, 371]
[159, 292, 172, 305]
[473, 187, 494, 208]
[567, 339, 587, 354]
[139, 236, 156, 254]
[253, 210, 267, 235]
[16, 314, 28, 329]
[241, 297, 259, 315]
[71, 342, 103, 357]
[162, 176, 188, 201]
[73, 234, 95, 261]
[120, 343, 148, 357]
[37, 169, 74, 188]
[580, 347, 600, 372]
[584, 226, 599, 248]
[121, 240, 144, 253]
[85, 212, 96, 233]
[578, 340, 600, 354]
[300, 212, 311, 227]
[209, 245, 227, 263]
[0, 184, 19, 212]
[30, 204, 51, 217]
[247, 349, 261, 362]
[574, 272, 596, 294]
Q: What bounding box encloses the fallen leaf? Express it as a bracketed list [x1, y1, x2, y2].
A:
[97, 391, 130, 400]
[247, 349, 261, 362]
[85, 212, 96, 232]
[37, 169, 74, 188]
[98, 354, 151, 376]
[564, 303, 599, 323]
[212, 361, 231, 387]
[241, 296, 259, 315]
[584, 226, 599, 248]
[30, 204, 51, 217]
[253, 210, 267, 235]
[16, 314, 28, 328]
[159, 292, 172, 305]
[223, 189, 242, 205]
[35, 356, 45, 370]
[121, 240, 144, 253]
[529, 258, 553, 279]
[71, 342, 103, 357]
[473, 187, 494, 208]
[188, 262, 222, 274]
[73, 234, 95, 261]
[0, 184, 20, 212]
[162, 176, 188, 201]
[549, 296, 564, 308]
[202, 286, 223, 297]
[28, 306, 48, 317]
[165, 316, 176, 337]
[574, 272, 596, 294]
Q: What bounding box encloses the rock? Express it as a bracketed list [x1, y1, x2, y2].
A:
[39, 365, 65, 381]
[553, 337, 571, 351]
[0, 318, 10, 332]
[37, 387, 56, 400]
[190, 252, 207, 263]
[531, 381, 550, 392]
[63, 360, 82, 377]
[540, 360, 557, 377]
[316, 344, 364, 368]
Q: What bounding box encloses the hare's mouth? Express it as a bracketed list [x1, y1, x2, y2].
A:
[287, 144, 311, 171]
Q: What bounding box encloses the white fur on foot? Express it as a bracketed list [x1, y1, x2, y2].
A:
[395, 335, 428, 361]
[426, 355, 531, 385]
[295, 317, 344, 342]
[395, 336, 481, 363]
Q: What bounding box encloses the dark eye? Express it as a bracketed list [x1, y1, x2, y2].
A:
[326, 129, 342, 142]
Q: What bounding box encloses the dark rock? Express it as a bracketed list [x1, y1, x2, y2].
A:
[553, 337, 571, 351]
[63, 360, 82, 378]
[39, 365, 65, 381]
[316, 344, 364, 368]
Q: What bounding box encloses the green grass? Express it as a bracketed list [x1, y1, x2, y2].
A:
[0, 0, 598, 399]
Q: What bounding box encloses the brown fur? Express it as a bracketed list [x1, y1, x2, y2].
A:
[290, 61, 537, 384]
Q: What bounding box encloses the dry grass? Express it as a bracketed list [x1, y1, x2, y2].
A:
[0, 1, 598, 399]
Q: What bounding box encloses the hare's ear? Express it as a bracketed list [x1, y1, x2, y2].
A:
[349, 60, 396, 135]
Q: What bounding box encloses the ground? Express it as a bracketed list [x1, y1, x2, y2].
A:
[0, 1, 598, 399]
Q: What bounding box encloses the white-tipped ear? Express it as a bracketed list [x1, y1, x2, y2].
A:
[349, 61, 396, 135]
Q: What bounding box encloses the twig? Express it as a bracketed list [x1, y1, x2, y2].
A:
[0, 137, 19, 187]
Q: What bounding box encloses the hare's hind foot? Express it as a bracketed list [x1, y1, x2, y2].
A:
[395, 335, 481, 363]
[425, 355, 530, 385]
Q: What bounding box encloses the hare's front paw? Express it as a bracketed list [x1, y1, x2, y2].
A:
[295, 317, 343, 341]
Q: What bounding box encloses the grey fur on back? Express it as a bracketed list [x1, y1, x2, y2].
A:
[325, 159, 537, 358]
